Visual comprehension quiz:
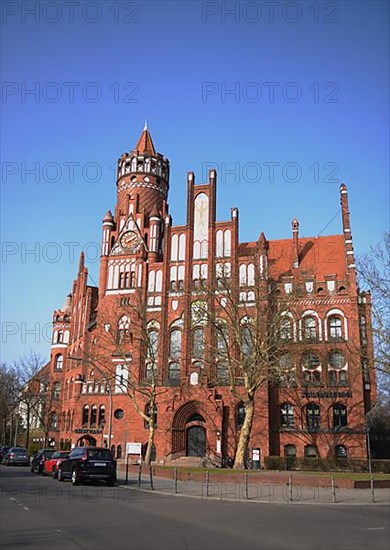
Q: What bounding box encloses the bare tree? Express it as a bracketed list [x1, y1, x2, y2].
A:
[0, 363, 20, 445]
[357, 231, 390, 380]
[79, 291, 170, 465]
[11, 352, 48, 448]
[195, 264, 301, 469]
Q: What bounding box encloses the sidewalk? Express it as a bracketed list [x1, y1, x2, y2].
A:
[117, 470, 390, 506]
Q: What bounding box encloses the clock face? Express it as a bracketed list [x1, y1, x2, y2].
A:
[120, 230, 139, 252]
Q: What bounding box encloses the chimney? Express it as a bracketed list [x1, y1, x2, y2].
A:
[292, 218, 299, 268]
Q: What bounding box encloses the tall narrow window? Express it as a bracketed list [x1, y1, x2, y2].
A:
[329, 316, 342, 339]
[192, 327, 205, 359]
[54, 354, 63, 371]
[82, 406, 89, 427]
[280, 403, 294, 427]
[303, 317, 317, 340]
[90, 405, 97, 427]
[333, 403, 347, 429]
[306, 403, 320, 432]
[98, 406, 105, 426]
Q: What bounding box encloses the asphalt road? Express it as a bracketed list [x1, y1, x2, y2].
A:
[1, 465, 389, 550]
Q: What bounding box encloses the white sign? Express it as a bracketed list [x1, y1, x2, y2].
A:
[126, 442, 142, 455]
[252, 449, 260, 461]
[190, 372, 199, 386]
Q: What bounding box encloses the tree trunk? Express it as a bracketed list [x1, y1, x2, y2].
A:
[233, 397, 254, 469]
[144, 422, 155, 465]
[25, 404, 30, 449]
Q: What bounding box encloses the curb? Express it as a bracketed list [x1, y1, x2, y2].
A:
[117, 483, 390, 507]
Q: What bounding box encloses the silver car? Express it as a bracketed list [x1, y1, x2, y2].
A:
[4, 447, 30, 466]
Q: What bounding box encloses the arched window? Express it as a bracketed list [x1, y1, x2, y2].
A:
[280, 403, 294, 427]
[90, 405, 97, 427]
[335, 444, 347, 458]
[304, 445, 318, 458]
[54, 354, 63, 371]
[328, 351, 347, 386]
[98, 406, 105, 426]
[217, 323, 229, 355]
[332, 403, 347, 429]
[149, 329, 159, 358]
[360, 315, 367, 341]
[192, 327, 205, 359]
[169, 330, 182, 359]
[303, 317, 317, 340]
[278, 353, 295, 386]
[280, 317, 292, 340]
[237, 402, 246, 428]
[117, 315, 130, 344]
[241, 325, 254, 358]
[117, 445, 122, 459]
[329, 316, 342, 339]
[302, 353, 321, 385]
[82, 406, 89, 426]
[284, 444, 296, 457]
[52, 382, 61, 400]
[111, 444, 116, 456]
[50, 412, 58, 429]
[306, 403, 320, 432]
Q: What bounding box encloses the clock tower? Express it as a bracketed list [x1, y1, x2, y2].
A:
[98, 124, 170, 296]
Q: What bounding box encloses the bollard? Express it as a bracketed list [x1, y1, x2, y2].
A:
[331, 476, 336, 503]
[205, 470, 210, 497]
[174, 468, 178, 494]
[149, 465, 154, 490]
[125, 461, 129, 485]
[244, 472, 249, 500]
[288, 474, 293, 502]
[138, 463, 142, 488]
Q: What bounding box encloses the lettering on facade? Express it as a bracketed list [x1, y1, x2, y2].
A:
[301, 391, 353, 399]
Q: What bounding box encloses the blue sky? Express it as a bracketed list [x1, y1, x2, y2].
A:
[1, 0, 389, 363]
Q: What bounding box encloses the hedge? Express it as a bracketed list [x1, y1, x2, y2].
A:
[264, 456, 390, 473]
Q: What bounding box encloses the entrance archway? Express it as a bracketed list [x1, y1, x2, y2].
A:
[171, 401, 207, 457]
[186, 426, 206, 457]
[76, 435, 97, 447]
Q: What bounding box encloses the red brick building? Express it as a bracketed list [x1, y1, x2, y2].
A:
[45, 126, 376, 465]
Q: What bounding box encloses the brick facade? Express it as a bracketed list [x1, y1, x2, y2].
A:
[45, 126, 376, 464]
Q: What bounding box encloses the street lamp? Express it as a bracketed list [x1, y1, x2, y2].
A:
[364, 411, 375, 503]
[69, 356, 113, 449]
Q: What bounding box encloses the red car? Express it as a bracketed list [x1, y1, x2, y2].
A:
[43, 451, 70, 477]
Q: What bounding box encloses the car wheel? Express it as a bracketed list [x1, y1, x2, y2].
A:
[71, 468, 80, 486]
[58, 468, 64, 482]
[107, 477, 116, 487]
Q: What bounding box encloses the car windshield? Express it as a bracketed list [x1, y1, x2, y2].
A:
[13, 449, 28, 454]
[52, 452, 60, 458]
[87, 449, 113, 460]
[43, 450, 55, 458]
[60, 452, 69, 458]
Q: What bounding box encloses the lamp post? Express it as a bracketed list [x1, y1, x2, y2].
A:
[365, 411, 375, 503]
[69, 356, 113, 448]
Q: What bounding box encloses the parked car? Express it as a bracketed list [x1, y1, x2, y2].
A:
[57, 447, 116, 486]
[30, 449, 56, 474]
[4, 447, 30, 466]
[44, 451, 70, 477]
[0, 446, 12, 463]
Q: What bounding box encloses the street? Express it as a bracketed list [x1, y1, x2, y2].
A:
[1, 465, 389, 550]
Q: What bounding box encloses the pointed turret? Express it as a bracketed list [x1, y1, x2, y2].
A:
[135, 122, 156, 155]
[78, 251, 85, 273]
[116, 124, 170, 219]
[292, 218, 299, 268]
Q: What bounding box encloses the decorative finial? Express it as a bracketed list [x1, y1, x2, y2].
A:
[144, 119, 148, 131]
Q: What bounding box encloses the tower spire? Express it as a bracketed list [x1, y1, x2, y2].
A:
[135, 122, 156, 155]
